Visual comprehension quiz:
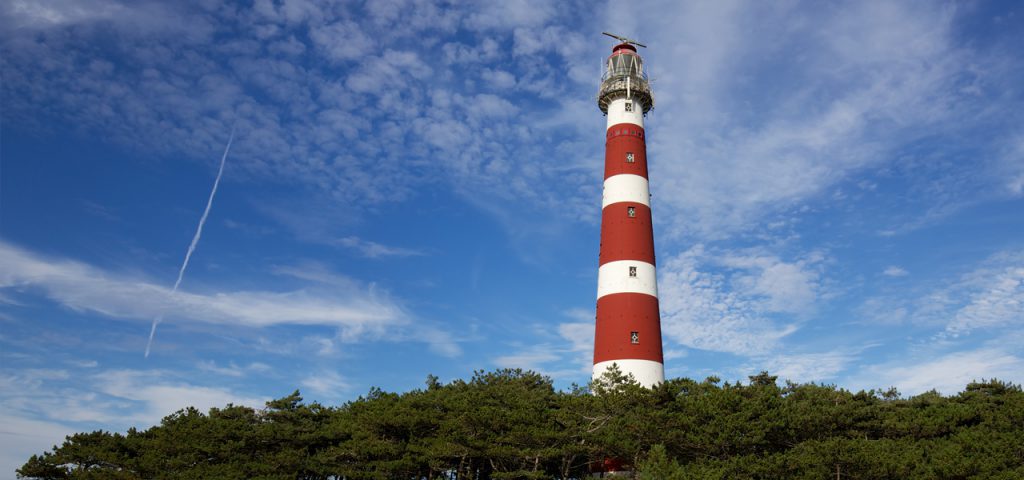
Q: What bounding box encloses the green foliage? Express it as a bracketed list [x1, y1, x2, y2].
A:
[17, 374, 1024, 479]
[636, 444, 685, 480]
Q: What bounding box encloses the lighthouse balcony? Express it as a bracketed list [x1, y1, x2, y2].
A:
[598, 75, 654, 114]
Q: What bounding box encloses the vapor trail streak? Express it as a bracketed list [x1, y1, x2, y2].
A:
[145, 128, 234, 358]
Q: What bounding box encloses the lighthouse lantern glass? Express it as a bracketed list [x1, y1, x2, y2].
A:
[605, 51, 644, 80]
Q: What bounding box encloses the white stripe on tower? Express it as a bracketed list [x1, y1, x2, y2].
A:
[602, 174, 650, 208]
[597, 261, 658, 299]
[607, 97, 645, 127]
[593, 359, 665, 388]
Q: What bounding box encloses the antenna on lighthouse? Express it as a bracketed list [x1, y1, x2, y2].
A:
[602, 31, 647, 48]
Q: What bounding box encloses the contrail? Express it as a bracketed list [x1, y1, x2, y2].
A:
[145, 127, 235, 358]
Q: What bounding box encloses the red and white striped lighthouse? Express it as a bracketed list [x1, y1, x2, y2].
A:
[593, 33, 664, 388]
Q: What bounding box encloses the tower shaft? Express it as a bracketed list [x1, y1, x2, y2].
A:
[593, 42, 664, 388]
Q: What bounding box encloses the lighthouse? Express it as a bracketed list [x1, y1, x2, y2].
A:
[593, 32, 665, 388]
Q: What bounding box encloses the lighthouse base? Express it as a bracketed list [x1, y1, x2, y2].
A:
[590, 457, 634, 478]
[592, 359, 664, 388]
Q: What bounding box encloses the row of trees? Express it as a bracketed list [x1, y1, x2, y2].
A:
[18, 368, 1024, 479]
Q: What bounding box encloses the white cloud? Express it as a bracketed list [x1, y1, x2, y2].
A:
[270, 261, 365, 288]
[557, 321, 593, 356]
[0, 365, 268, 453]
[856, 296, 911, 326]
[1, 0, 1019, 251]
[335, 236, 425, 258]
[849, 348, 1024, 396]
[307, 336, 336, 356]
[21, 369, 70, 381]
[197, 360, 270, 378]
[494, 348, 561, 371]
[408, 325, 463, 358]
[748, 351, 859, 383]
[309, 19, 373, 60]
[855, 250, 1024, 333]
[664, 349, 688, 361]
[2, 0, 1022, 408]
[480, 68, 516, 90]
[8, 0, 152, 28]
[717, 250, 824, 314]
[491, 316, 594, 382]
[0, 0, 609, 252]
[883, 266, 909, 277]
[301, 370, 349, 397]
[657, 246, 816, 355]
[0, 291, 25, 306]
[946, 258, 1024, 336]
[0, 241, 465, 355]
[0, 413, 74, 479]
[554, 320, 596, 376]
[998, 134, 1024, 196]
[616, 1, 1021, 240]
[345, 49, 432, 94]
[463, 0, 556, 31]
[97, 369, 267, 425]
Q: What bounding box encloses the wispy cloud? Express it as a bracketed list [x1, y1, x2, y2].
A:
[1, 366, 266, 430]
[98, 369, 267, 424]
[945, 254, 1024, 337]
[270, 260, 369, 289]
[883, 266, 909, 277]
[1002, 135, 1024, 196]
[0, 240, 406, 338]
[657, 245, 818, 355]
[855, 250, 1024, 336]
[3, 0, 200, 34]
[716, 249, 825, 315]
[197, 360, 270, 378]
[746, 349, 867, 384]
[629, 1, 1021, 240]
[492, 311, 595, 380]
[494, 348, 561, 372]
[335, 236, 424, 258]
[0, 0, 604, 249]
[848, 347, 1024, 396]
[4, 0, 1017, 256]
[301, 370, 350, 397]
[0, 413, 74, 479]
[1, 0, 1021, 429]
[557, 320, 595, 370]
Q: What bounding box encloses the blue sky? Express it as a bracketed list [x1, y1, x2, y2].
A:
[1, 0, 1023, 475]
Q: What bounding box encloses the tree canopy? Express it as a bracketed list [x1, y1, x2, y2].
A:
[18, 370, 1024, 479]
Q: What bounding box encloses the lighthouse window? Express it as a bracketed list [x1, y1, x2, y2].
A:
[627, 206, 636, 218]
[626, 152, 634, 163]
[629, 266, 637, 277]
[630, 331, 639, 344]
[625, 102, 633, 112]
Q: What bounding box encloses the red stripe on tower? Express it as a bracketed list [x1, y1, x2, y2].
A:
[593, 39, 664, 388]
